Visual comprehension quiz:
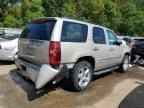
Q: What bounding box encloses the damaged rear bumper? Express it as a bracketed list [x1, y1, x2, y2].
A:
[15, 58, 67, 89]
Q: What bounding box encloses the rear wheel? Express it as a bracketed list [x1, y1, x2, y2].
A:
[71, 61, 93, 91]
[119, 55, 129, 72]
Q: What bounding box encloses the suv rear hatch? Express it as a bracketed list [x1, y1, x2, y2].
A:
[19, 18, 56, 66]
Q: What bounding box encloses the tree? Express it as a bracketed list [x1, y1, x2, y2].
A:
[61, 2, 77, 17]
[3, 15, 23, 27]
[0, 0, 144, 36]
[133, 11, 144, 36]
[118, 1, 137, 35]
[42, 0, 68, 17]
[21, 0, 44, 24]
[0, 0, 44, 27]
[0, 0, 20, 27]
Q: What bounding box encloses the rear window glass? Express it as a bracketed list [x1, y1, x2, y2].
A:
[134, 39, 144, 45]
[20, 20, 56, 40]
[61, 21, 88, 42]
[123, 38, 132, 44]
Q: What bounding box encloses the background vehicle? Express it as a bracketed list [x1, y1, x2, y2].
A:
[0, 34, 19, 61]
[0, 28, 22, 36]
[131, 39, 144, 62]
[15, 17, 130, 91]
[122, 37, 134, 47]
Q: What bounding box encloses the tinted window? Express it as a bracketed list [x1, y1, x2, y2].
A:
[134, 39, 144, 45]
[93, 27, 106, 44]
[20, 21, 56, 40]
[61, 21, 88, 42]
[107, 30, 118, 45]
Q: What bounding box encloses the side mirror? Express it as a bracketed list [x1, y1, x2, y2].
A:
[115, 39, 122, 46]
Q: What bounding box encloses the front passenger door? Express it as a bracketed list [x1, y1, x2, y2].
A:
[106, 30, 123, 66]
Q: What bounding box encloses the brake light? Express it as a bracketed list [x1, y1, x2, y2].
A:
[49, 41, 61, 65]
[131, 43, 136, 48]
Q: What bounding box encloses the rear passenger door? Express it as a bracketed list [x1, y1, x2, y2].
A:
[60, 21, 91, 64]
[106, 30, 123, 65]
[92, 27, 112, 71]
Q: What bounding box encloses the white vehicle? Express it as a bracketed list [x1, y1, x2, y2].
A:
[15, 17, 130, 91]
[0, 28, 22, 35]
[0, 34, 19, 61]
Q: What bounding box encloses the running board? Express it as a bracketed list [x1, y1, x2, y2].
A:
[93, 66, 119, 75]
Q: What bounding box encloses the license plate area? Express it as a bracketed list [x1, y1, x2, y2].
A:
[20, 65, 26, 71]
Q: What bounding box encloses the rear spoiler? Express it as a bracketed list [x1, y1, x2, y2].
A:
[30, 17, 58, 23]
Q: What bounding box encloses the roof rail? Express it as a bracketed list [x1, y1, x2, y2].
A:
[62, 16, 99, 26]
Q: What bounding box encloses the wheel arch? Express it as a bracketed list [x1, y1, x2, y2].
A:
[124, 52, 131, 56]
[124, 52, 131, 60]
[76, 56, 95, 69]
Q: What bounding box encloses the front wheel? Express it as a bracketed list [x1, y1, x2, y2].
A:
[119, 55, 129, 72]
[71, 61, 93, 91]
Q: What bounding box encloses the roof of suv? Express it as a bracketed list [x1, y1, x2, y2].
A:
[31, 17, 107, 29]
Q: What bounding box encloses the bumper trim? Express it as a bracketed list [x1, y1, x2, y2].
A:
[15, 58, 64, 89]
[35, 65, 59, 89]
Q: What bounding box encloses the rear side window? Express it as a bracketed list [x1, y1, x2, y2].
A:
[20, 20, 56, 40]
[93, 27, 106, 44]
[61, 21, 88, 42]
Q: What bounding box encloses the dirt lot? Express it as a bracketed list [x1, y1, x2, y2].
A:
[0, 61, 144, 108]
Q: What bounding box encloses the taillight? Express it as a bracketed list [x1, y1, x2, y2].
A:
[131, 43, 136, 48]
[49, 41, 61, 65]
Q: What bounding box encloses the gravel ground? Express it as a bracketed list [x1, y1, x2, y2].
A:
[0, 61, 144, 108]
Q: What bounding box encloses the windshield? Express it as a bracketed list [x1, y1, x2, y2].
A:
[20, 20, 56, 40]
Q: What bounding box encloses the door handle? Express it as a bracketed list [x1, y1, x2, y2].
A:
[110, 48, 114, 51]
[93, 47, 99, 51]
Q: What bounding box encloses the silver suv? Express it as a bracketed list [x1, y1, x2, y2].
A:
[15, 17, 130, 91]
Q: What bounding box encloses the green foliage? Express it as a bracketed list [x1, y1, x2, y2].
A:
[0, 0, 144, 36]
[133, 11, 144, 36]
[3, 15, 23, 27]
[21, 0, 44, 24]
[0, 0, 43, 27]
[42, 0, 68, 17]
[61, 2, 76, 17]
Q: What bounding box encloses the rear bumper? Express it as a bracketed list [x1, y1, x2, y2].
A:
[15, 58, 61, 89]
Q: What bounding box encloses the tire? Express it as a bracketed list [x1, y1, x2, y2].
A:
[14, 52, 18, 64]
[119, 55, 129, 72]
[71, 61, 93, 91]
